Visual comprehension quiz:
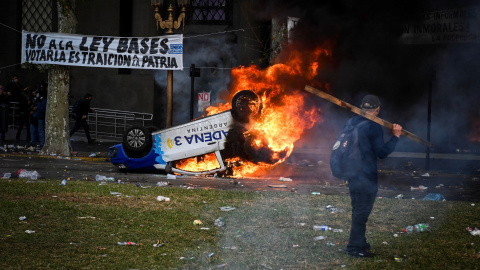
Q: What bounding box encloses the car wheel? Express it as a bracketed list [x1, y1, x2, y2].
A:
[122, 126, 153, 158]
[231, 90, 262, 123]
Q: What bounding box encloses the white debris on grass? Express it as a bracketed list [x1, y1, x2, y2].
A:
[278, 177, 293, 182]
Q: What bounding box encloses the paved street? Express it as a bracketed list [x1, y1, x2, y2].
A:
[1, 131, 480, 203]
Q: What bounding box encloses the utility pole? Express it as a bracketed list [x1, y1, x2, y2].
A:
[150, 1, 186, 127]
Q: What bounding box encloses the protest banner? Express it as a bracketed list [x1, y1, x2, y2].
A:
[21, 31, 183, 70]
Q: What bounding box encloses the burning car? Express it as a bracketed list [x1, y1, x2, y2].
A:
[109, 90, 262, 175]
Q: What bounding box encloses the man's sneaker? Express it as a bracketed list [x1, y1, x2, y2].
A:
[88, 139, 96, 144]
[348, 250, 375, 258]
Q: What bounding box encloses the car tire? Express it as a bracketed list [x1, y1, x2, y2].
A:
[122, 126, 153, 158]
[231, 90, 262, 123]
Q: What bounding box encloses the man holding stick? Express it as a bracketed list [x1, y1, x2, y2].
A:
[344, 94, 402, 258]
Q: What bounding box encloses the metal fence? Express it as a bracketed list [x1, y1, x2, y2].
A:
[82, 108, 154, 139]
[7, 102, 154, 139]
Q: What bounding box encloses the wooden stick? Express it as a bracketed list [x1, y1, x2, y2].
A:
[304, 85, 433, 148]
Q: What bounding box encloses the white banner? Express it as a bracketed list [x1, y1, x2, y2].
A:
[198, 92, 210, 112]
[21, 31, 183, 70]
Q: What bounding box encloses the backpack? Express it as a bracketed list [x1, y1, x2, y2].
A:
[329, 118, 369, 180]
[71, 100, 80, 119]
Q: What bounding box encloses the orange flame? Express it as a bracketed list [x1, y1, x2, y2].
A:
[176, 153, 220, 172]
[178, 42, 331, 177]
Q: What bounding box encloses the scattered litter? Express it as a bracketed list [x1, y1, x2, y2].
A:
[311, 192, 321, 195]
[156, 196, 171, 202]
[435, 184, 444, 189]
[393, 255, 404, 262]
[153, 241, 164, 247]
[297, 159, 314, 166]
[326, 242, 336, 246]
[423, 193, 446, 201]
[167, 174, 176, 179]
[313, 236, 326, 241]
[60, 179, 67, 186]
[2, 172, 11, 179]
[200, 227, 210, 230]
[117, 242, 139, 246]
[313, 225, 331, 231]
[110, 191, 122, 196]
[95, 174, 114, 181]
[19, 216, 26, 221]
[327, 207, 338, 214]
[404, 225, 413, 234]
[410, 185, 428, 191]
[382, 241, 388, 245]
[156, 181, 170, 187]
[333, 229, 343, 233]
[217, 263, 228, 268]
[278, 177, 293, 182]
[208, 252, 215, 257]
[220, 206, 236, 212]
[193, 220, 203, 225]
[89, 152, 97, 157]
[78, 216, 96, 219]
[18, 169, 40, 180]
[25, 230, 35, 234]
[467, 227, 480, 236]
[395, 194, 403, 199]
[409, 223, 429, 232]
[421, 173, 430, 177]
[393, 234, 398, 237]
[214, 217, 226, 227]
[136, 183, 149, 188]
[268, 184, 288, 188]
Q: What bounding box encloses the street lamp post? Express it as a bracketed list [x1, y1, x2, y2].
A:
[150, 0, 186, 127]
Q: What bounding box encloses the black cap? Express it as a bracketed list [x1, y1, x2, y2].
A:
[361, 95, 381, 109]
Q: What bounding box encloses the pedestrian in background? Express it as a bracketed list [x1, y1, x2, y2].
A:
[70, 93, 96, 144]
[29, 82, 48, 148]
[15, 85, 32, 142]
[344, 94, 402, 258]
[5, 74, 24, 104]
[0, 85, 12, 143]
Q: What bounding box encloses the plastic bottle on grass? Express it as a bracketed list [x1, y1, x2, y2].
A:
[95, 174, 115, 181]
[414, 223, 430, 232]
[214, 217, 226, 227]
[313, 225, 331, 231]
[118, 241, 137, 246]
[405, 226, 414, 234]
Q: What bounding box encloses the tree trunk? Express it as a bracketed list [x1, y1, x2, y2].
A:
[41, 0, 77, 156]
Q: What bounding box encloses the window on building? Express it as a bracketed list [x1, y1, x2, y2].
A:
[187, 0, 231, 25]
[22, 0, 55, 32]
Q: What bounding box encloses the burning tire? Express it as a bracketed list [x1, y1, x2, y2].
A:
[231, 90, 262, 123]
[122, 126, 153, 158]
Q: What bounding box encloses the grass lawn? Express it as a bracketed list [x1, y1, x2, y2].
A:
[0, 179, 479, 269]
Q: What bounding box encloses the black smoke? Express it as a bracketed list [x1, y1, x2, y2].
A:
[243, 0, 480, 155]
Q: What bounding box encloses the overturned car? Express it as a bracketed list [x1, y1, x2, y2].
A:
[109, 90, 262, 175]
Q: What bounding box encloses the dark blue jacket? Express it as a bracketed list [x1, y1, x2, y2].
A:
[350, 115, 399, 180]
[33, 98, 47, 120]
